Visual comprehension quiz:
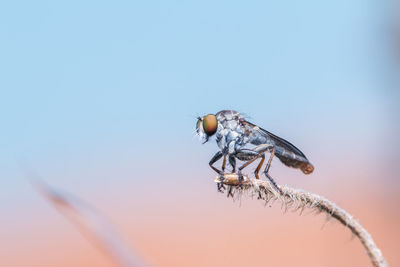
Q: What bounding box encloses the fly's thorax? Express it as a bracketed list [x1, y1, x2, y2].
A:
[214, 110, 250, 153]
[215, 124, 226, 150]
[216, 110, 241, 122]
[215, 126, 249, 154]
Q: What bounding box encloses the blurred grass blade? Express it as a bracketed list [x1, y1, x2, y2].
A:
[31, 178, 148, 267]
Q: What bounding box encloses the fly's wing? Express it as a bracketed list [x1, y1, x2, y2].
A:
[246, 121, 314, 174]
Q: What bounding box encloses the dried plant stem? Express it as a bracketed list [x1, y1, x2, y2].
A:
[216, 173, 388, 267]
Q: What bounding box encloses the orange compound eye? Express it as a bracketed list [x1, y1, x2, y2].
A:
[202, 114, 218, 136]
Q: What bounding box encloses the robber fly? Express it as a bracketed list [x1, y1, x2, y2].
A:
[196, 110, 314, 193]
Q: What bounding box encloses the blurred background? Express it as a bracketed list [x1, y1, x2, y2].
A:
[1, 1, 399, 266]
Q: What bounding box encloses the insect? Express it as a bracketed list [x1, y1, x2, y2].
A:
[196, 110, 314, 193]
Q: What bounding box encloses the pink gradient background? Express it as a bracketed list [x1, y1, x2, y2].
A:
[1, 141, 400, 266]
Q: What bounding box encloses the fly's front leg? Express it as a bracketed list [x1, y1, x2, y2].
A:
[209, 151, 223, 174]
[222, 155, 226, 172]
[209, 151, 226, 191]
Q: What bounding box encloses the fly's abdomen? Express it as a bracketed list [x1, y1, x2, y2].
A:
[275, 147, 314, 174]
[300, 162, 314, 174]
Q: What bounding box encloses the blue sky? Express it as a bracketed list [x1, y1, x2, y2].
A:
[0, 0, 398, 204]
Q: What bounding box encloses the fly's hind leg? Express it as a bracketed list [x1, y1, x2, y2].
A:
[265, 173, 283, 195]
[263, 147, 283, 194]
[209, 151, 226, 192]
[264, 146, 275, 174]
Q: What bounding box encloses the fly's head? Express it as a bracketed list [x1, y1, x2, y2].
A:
[196, 114, 218, 144]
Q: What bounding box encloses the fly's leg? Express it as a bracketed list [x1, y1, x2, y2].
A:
[229, 155, 236, 173]
[254, 153, 265, 179]
[263, 147, 283, 194]
[265, 173, 282, 194]
[236, 150, 262, 187]
[222, 155, 226, 172]
[227, 186, 234, 198]
[209, 151, 223, 174]
[209, 151, 226, 192]
[235, 144, 272, 185]
[221, 155, 227, 192]
[264, 146, 275, 174]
